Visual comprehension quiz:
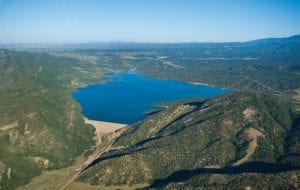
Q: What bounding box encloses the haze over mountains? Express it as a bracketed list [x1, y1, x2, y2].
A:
[2, 34, 300, 49]
[0, 35, 299, 189]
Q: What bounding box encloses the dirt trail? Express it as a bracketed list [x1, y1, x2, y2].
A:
[59, 140, 114, 190]
[59, 119, 126, 190]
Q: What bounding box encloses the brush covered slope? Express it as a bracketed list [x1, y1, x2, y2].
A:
[78, 92, 300, 189]
[0, 50, 105, 189]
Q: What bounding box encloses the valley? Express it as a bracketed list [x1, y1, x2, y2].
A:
[0, 35, 300, 189]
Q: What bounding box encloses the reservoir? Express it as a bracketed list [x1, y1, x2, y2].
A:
[73, 72, 231, 124]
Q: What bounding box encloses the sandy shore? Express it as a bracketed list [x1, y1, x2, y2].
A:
[188, 81, 213, 87]
[84, 117, 126, 133]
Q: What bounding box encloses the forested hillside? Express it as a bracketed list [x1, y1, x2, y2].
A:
[0, 50, 105, 189]
[78, 92, 300, 189]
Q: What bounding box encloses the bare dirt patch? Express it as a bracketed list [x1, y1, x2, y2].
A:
[66, 182, 148, 190]
[162, 61, 186, 70]
[243, 108, 256, 121]
[233, 128, 265, 166]
[0, 122, 18, 132]
[222, 119, 233, 127]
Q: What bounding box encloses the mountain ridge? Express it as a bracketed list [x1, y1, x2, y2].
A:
[77, 92, 300, 189]
[1, 34, 299, 49]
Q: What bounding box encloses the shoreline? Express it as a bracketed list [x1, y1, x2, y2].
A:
[188, 81, 214, 87]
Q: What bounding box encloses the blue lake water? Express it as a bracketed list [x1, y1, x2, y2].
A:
[73, 72, 232, 124]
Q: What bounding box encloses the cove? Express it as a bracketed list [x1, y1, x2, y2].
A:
[73, 72, 232, 124]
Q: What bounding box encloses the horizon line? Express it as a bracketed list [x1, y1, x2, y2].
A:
[0, 34, 299, 46]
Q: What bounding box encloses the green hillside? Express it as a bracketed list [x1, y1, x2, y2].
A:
[0, 50, 105, 189]
[78, 92, 300, 189]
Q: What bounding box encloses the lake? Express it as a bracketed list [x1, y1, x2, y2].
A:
[73, 72, 232, 124]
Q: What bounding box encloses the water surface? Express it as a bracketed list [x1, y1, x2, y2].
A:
[73, 72, 231, 124]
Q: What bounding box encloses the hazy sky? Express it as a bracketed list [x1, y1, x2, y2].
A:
[0, 0, 299, 43]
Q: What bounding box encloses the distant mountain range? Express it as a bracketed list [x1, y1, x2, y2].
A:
[246, 34, 300, 44]
[1, 34, 300, 49]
